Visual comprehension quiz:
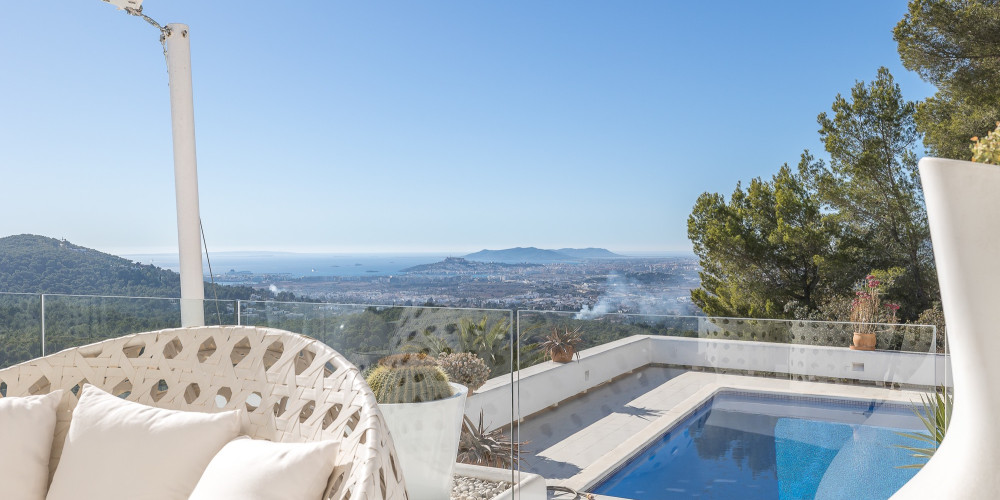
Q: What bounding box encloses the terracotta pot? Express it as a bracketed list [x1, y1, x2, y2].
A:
[850, 332, 876, 351]
[550, 346, 575, 363]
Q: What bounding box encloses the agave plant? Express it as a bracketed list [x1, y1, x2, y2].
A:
[457, 410, 529, 469]
[539, 326, 584, 362]
[896, 386, 952, 468]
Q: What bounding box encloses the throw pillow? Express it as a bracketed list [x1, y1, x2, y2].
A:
[45, 384, 241, 500]
[189, 436, 340, 500]
[0, 390, 63, 500]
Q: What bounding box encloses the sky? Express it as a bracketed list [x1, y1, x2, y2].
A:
[0, 1, 936, 256]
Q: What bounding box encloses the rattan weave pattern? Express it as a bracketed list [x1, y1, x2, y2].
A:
[0, 325, 407, 500]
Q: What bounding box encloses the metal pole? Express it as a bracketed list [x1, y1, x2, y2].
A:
[40, 294, 46, 356]
[164, 24, 205, 327]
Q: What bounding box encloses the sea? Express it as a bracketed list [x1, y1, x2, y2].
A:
[123, 252, 451, 278]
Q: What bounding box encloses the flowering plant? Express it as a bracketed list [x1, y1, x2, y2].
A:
[850, 275, 900, 334]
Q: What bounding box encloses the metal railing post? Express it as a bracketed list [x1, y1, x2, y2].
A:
[40, 294, 46, 356]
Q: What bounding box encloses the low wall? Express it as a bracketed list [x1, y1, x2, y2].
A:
[465, 336, 651, 432]
[650, 335, 950, 387]
[467, 335, 951, 430]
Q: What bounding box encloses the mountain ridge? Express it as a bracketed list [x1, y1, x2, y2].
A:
[400, 256, 541, 274]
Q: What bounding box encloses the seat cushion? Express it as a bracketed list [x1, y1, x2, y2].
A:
[46, 384, 241, 500]
[0, 390, 63, 500]
[189, 436, 340, 500]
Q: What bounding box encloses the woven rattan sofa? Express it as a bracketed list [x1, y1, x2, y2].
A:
[0, 325, 407, 500]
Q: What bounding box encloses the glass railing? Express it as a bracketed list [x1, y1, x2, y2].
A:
[0, 292, 246, 367]
[0, 294, 524, 498]
[237, 300, 514, 376]
[0, 292, 42, 368]
[42, 295, 237, 357]
[0, 293, 953, 499]
[513, 309, 950, 498]
[517, 311, 938, 353]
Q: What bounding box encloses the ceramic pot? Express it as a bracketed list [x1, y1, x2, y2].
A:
[379, 383, 468, 500]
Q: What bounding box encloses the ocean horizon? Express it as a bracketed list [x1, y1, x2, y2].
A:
[123, 250, 696, 279]
[123, 252, 451, 278]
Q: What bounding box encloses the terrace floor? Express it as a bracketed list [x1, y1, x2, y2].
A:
[518, 366, 927, 494]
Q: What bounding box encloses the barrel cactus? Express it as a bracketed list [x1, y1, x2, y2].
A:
[377, 352, 438, 369]
[366, 359, 454, 404]
[437, 352, 490, 393]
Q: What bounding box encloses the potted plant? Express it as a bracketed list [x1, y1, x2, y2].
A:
[540, 326, 583, 363]
[437, 352, 490, 394]
[849, 275, 900, 350]
[457, 410, 529, 468]
[366, 353, 468, 500]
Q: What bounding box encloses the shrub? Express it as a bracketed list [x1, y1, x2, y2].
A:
[971, 121, 1000, 164]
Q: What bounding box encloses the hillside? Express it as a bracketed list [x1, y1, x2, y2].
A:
[0, 235, 303, 369]
[400, 257, 540, 274]
[0, 234, 278, 300]
[464, 246, 623, 263]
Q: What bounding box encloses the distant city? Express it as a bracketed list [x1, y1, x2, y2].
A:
[129, 247, 703, 316]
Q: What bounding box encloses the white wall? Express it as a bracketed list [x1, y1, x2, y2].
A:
[465, 336, 652, 431]
[650, 335, 950, 387]
[467, 335, 950, 430]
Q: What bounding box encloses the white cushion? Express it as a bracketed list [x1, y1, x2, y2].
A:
[46, 384, 241, 500]
[189, 436, 340, 500]
[0, 390, 63, 500]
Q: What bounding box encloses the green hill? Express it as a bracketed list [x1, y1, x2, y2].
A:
[0, 234, 303, 369]
[0, 234, 282, 301]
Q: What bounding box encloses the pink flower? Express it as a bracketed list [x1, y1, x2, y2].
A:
[886, 303, 900, 311]
[866, 275, 876, 280]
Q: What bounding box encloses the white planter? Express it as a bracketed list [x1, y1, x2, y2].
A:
[454, 464, 547, 500]
[381, 382, 468, 500]
[892, 158, 1000, 498]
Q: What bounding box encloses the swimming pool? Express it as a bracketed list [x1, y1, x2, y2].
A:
[592, 391, 927, 500]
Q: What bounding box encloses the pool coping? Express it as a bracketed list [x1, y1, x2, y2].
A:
[556, 373, 928, 493]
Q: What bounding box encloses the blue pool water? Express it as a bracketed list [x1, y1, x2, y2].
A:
[592, 391, 927, 500]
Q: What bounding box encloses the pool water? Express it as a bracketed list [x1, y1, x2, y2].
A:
[592, 391, 928, 500]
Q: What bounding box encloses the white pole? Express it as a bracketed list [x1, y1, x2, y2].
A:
[164, 23, 205, 327]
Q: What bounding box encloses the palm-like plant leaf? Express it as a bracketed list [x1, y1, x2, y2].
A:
[895, 387, 952, 469]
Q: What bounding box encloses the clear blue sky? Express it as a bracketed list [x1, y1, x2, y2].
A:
[0, 1, 935, 255]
